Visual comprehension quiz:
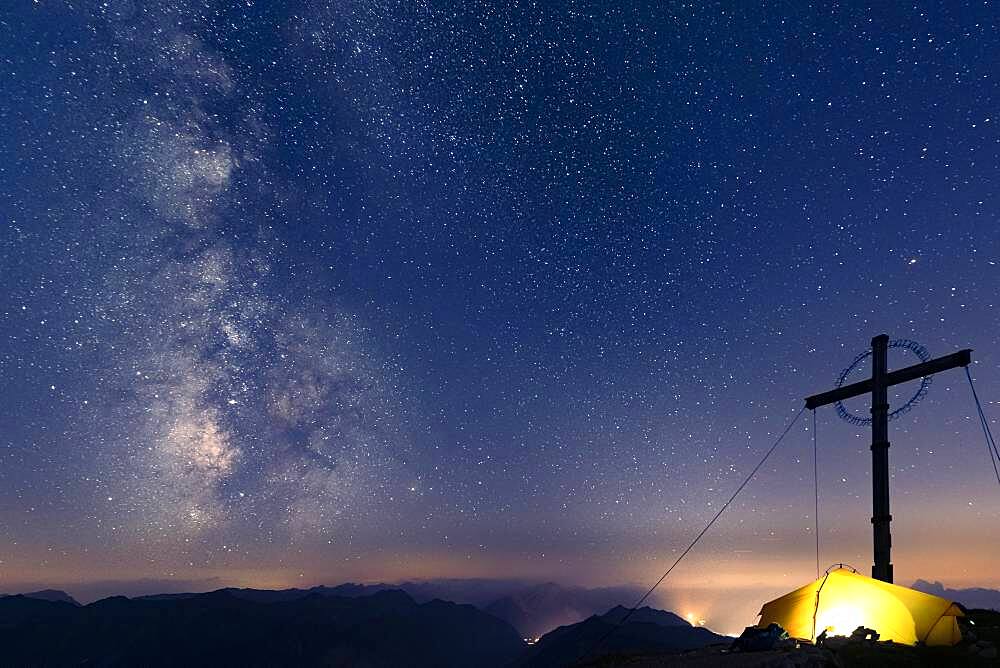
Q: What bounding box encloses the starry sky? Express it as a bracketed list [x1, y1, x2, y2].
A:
[1, 0, 998, 632]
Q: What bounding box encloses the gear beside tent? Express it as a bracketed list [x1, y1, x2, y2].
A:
[756, 565, 964, 646]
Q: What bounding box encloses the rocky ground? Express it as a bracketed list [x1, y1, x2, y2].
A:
[583, 609, 1000, 667]
[582, 642, 997, 667]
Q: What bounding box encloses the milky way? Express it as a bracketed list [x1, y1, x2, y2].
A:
[100, 10, 409, 549]
[2, 0, 999, 633]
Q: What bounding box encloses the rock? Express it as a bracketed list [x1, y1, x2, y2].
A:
[821, 636, 851, 651]
[968, 639, 997, 657]
[849, 626, 879, 641]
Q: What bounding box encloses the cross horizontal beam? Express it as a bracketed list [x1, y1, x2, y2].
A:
[804, 349, 972, 409]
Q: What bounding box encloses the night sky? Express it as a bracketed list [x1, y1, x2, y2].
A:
[2, 1, 998, 633]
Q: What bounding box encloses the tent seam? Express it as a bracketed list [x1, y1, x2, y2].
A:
[921, 605, 952, 644]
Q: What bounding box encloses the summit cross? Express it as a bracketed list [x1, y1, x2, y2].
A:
[804, 334, 972, 583]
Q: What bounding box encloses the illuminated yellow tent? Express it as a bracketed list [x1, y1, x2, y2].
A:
[757, 566, 963, 646]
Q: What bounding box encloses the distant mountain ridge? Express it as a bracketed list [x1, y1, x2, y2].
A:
[136, 582, 391, 603]
[0, 587, 525, 667]
[912, 580, 1000, 611]
[601, 604, 688, 627]
[0, 589, 79, 606]
[138, 579, 648, 638]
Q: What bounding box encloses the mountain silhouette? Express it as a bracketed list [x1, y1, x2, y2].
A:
[600, 604, 688, 627]
[516, 605, 727, 667]
[0, 589, 80, 605]
[912, 580, 1000, 611]
[0, 588, 525, 667]
[138, 579, 648, 638]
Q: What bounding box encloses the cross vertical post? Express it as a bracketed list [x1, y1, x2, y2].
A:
[870, 334, 892, 583]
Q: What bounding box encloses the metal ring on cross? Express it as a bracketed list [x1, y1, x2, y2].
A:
[834, 339, 934, 426]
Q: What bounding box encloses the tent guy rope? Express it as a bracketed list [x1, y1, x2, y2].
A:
[579, 404, 808, 663]
[965, 366, 1000, 486]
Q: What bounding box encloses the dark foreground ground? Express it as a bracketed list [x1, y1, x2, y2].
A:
[584, 609, 1000, 667]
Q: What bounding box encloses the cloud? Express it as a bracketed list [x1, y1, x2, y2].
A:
[46, 577, 228, 605]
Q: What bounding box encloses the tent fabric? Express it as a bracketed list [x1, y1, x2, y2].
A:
[756, 568, 963, 646]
